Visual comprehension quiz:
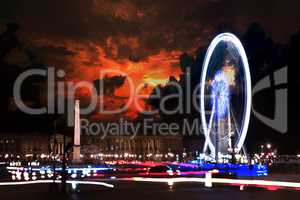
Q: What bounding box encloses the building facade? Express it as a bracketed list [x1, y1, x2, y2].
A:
[81, 135, 183, 158]
[0, 133, 184, 161]
[0, 133, 49, 158]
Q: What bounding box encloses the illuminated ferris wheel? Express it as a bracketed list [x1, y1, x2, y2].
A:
[200, 33, 251, 162]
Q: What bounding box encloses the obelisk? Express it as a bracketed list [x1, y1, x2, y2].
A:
[73, 100, 81, 163]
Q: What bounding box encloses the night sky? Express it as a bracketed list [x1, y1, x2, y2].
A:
[0, 0, 299, 153]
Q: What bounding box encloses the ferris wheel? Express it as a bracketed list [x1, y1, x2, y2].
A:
[200, 33, 251, 162]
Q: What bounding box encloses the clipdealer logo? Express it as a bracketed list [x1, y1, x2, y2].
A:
[252, 66, 288, 133]
[12, 66, 288, 135]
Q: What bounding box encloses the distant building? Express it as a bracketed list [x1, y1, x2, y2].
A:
[81, 135, 183, 160]
[0, 132, 49, 158]
[0, 132, 183, 161]
[49, 133, 72, 155]
[0, 134, 18, 155]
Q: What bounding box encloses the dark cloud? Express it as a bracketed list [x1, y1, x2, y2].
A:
[36, 45, 77, 57]
[1, 0, 298, 64]
[93, 75, 126, 96]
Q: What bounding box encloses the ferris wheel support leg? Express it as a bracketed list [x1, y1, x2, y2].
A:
[242, 146, 248, 160]
[203, 103, 215, 155]
[230, 107, 248, 161]
[227, 101, 232, 151]
[215, 118, 221, 163]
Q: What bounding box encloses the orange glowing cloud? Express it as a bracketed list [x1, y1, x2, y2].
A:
[33, 38, 183, 120]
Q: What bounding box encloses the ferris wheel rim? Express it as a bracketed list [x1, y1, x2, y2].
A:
[200, 32, 252, 154]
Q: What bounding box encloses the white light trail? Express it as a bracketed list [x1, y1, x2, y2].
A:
[0, 180, 56, 186]
[123, 177, 300, 190]
[0, 180, 114, 188]
[66, 180, 114, 188]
